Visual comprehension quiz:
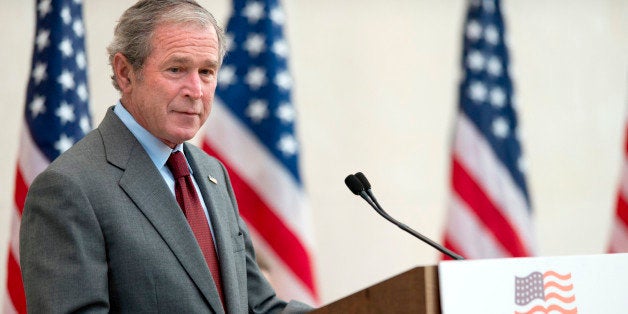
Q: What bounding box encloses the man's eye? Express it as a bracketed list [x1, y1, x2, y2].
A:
[169, 68, 181, 73]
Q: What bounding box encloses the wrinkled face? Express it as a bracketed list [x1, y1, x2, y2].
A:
[123, 23, 220, 148]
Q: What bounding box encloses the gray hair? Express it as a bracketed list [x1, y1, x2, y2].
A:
[107, 0, 226, 91]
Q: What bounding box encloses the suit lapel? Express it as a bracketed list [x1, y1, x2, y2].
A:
[98, 109, 224, 313]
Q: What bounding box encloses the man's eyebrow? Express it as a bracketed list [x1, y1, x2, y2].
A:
[166, 56, 219, 68]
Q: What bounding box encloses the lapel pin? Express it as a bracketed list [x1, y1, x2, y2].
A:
[208, 175, 218, 185]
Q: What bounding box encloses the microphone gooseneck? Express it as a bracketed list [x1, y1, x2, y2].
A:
[345, 172, 464, 260]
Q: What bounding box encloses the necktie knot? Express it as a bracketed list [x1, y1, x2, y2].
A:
[167, 151, 190, 179]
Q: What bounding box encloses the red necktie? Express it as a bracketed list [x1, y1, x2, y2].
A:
[166, 151, 225, 307]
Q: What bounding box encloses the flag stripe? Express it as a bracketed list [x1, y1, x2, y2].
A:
[616, 192, 628, 226]
[14, 169, 28, 216]
[452, 158, 528, 256]
[609, 219, 628, 252]
[6, 252, 25, 314]
[608, 120, 628, 252]
[202, 143, 316, 293]
[445, 194, 510, 259]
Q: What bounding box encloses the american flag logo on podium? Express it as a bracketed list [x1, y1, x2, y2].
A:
[514, 271, 577, 314]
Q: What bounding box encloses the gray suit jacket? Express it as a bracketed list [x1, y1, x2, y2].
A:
[20, 108, 311, 313]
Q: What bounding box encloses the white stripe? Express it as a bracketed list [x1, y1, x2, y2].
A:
[2, 291, 18, 314]
[609, 218, 628, 252]
[19, 125, 51, 185]
[8, 207, 21, 265]
[453, 114, 536, 255]
[248, 228, 318, 306]
[203, 100, 315, 248]
[445, 194, 509, 259]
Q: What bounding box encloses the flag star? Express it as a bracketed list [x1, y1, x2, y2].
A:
[276, 103, 295, 123]
[36, 29, 50, 52]
[275, 70, 292, 90]
[246, 99, 268, 123]
[466, 50, 485, 72]
[466, 20, 482, 41]
[486, 56, 502, 76]
[73, 19, 85, 37]
[57, 70, 75, 91]
[38, 0, 52, 18]
[218, 66, 236, 87]
[243, 1, 265, 24]
[272, 39, 289, 58]
[60, 7, 72, 25]
[79, 115, 91, 135]
[32, 62, 47, 84]
[73, 0, 82, 3]
[244, 34, 266, 57]
[277, 134, 298, 156]
[56, 102, 76, 124]
[483, 0, 496, 13]
[225, 34, 236, 52]
[489, 87, 506, 108]
[245, 67, 266, 89]
[59, 38, 74, 57]
[485, 25, 500, 45]
[76, 51, 87, 69]
[492, 117, 509, 138]
[54, 134, 74, 153]
[77, 83, 88, 102]
[517, 156, 528, 174]
[270, 7, 286, 25]
[30, 95, 46, 118]
[468, 81, 487, 103]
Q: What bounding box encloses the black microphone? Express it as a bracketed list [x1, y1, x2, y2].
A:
[345, 173, 464, 260]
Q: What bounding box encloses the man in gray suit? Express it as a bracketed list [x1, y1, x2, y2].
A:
[20, 1, 312, 313]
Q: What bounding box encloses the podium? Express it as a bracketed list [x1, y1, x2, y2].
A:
[312, 253, 628, 314]
[312, 266, 441, 314]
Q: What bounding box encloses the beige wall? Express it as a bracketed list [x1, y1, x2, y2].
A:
[1, 0, 627, 305]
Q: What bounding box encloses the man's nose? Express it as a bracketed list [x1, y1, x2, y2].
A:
[184, 72, 203, 100]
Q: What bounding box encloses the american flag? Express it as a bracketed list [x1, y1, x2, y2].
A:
[442, 0, 536, 259]
[201, 0, 318, 305]
[608, 119, 628, 253]
[514, 271, 577, 314]
[3, 0, 91, 313]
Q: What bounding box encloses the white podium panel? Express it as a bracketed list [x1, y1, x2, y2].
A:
[439, 253, 628, 313]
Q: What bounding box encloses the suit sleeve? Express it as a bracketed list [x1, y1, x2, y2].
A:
[20, 169, 109, 313]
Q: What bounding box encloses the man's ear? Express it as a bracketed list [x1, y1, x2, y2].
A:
[112, 52, 135, 93]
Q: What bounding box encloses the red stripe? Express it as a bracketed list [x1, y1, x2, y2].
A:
[14, 168, 29, 215]
[615, 192, 628, 227]
[7, 250, 26, 314]
[202, 143, 318, 298]
[451, 158, 529, 257]
[442, 235, 462, 260]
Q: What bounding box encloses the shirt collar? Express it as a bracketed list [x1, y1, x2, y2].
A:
[113, 101, 185, 170]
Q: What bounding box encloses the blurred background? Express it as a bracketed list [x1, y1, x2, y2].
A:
[1, 0, 627, 308]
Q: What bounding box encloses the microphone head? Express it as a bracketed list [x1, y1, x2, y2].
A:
[355, 172, 371, 190]
[344, 174, 365, 195]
